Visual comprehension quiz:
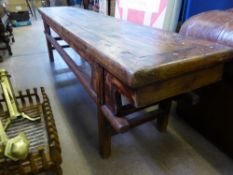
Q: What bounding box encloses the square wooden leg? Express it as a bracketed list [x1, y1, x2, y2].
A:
[98, 109, 112, 158]
[157, 100, 172, 132]
[43, 21, 54, 62]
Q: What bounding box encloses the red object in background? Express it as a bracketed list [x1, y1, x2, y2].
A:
[115, 0, 168, 28]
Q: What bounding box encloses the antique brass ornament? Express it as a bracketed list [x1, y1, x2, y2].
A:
[0, 69, 40, 161]
[0, 120, 29, 161]
[0, 69, 40, 129]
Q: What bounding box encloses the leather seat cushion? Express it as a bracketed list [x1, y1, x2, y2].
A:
[180, 10, 233, 47]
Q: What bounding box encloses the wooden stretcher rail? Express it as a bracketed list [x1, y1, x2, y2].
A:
[52, 45, 70, 49]
[46, 33, 97, 103]
[100, 105, 129, 133]
[100, 105, 166, 133]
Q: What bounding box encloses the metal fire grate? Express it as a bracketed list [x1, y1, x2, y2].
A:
[0, 87, 62, 175]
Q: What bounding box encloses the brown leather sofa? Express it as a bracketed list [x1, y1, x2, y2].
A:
[177, 9, 233, 158]
[180, 9, 233, 47]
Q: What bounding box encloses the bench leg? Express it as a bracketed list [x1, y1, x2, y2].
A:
[157, 100, 172, 132]
[98, 109, 111, 158]
[7, 43, 12, 56]
[53, 166, 62, 175]
[95, 64, 111, 158]
[43, 21, 54, 62]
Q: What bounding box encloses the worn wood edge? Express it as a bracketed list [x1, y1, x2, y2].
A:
[132, 51, 233, 88]
[134, 64, 223, 107]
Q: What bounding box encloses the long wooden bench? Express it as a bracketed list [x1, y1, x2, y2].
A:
[39, 7, 233, 158]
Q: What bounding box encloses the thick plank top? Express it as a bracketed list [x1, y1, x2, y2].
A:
[39, 7, 233, 88]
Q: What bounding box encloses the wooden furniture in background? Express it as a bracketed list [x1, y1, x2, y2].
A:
[41, 0, 50, 7]
[83, 0, 111, 15]
[83, 0, 89, 9]
[39, 7, 233, 158]
[0, 87, 62, 175]
[0, 6, 14, 59]
[26, 0, 37, 20]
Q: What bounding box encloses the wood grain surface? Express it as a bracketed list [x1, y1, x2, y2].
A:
[39, 7, 233, 88]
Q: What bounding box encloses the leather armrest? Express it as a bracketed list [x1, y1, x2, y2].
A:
[180, 10, 233, 47]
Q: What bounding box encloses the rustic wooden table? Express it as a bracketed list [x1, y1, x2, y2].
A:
[39, 7, 233, 158]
